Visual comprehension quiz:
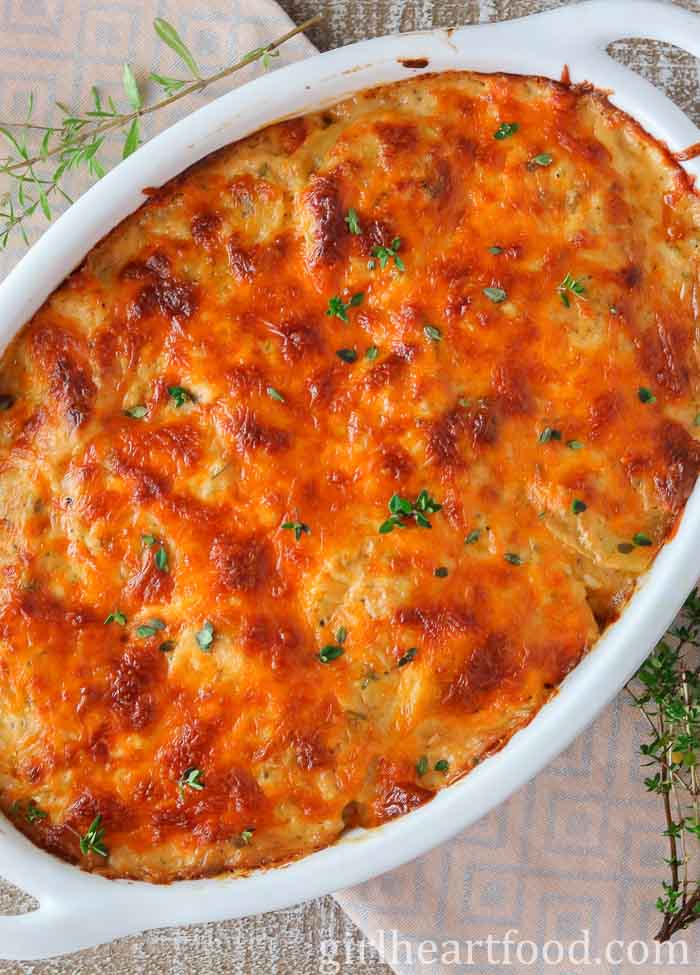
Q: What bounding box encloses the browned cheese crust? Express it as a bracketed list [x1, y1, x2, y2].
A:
[0, 72, 698, 881]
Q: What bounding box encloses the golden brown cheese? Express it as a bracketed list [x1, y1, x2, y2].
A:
[0, 71, 699, 882]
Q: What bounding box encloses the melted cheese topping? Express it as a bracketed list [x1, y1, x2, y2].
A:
[0, 72, 699, 882]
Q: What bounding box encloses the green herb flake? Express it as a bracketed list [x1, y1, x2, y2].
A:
[336, 348, 358, 364]
[415, 490, 441, 514]
[371, 236, 404, 272]
[633, 532, 653, 547]
[379, 489, 442, 533]
[179, 766, 205, 795]
[141, 533, 157, 547]
[694, 413, 700, 427]
[494, 122, 519, 140]
[488, 246, 503, 255]
[104, 610, 127, 626]
[239, 827, 255, 846]
[266, 386, 285, 403]
[398, 647, 417, 667]
[389, 495, 413, 516]
[80, 814, 108, 858]
[196, 621, 215, 651]
[154, 546, 169, 572]
[638, 387, 656, 404]
[504, 552, 523, 565]
[282, 520, 310, 541]
[424, 324, 442, 342]
[529, 152, 553, 168]
[167, 385, 192, 408]
[326, 296, 344, 319]
[567, 439, 584, 450]
[136, 618, 166, 639]
[572, 499, 587, 515]
[336, 626, 347, 645]
[326, 292, 364, 322]
[434, 567, 448, 578]
[484, 286, 507, 304]
[345, 208, 361, 234]
[538, 427, 562, 444]
[416, 755, 429, 776]
[435, 759, 449, 773]
[124, 404, 147, 419]
[26, 800, 48, 824]
[557, 273, 587, 307]
[365, 345, 379, 361]
[465, 529, 481, 545]
[319, 644, 344, 664]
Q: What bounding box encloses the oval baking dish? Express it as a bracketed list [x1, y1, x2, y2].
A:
[0, 0, 699, 959]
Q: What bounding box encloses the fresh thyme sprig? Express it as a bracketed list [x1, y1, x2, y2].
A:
[627, 588, 700, 942]
[0, 14, 321, 249]
[379, 489, 442, 534]
[557, 272, 587, 307]
[79, 814, 109, 858]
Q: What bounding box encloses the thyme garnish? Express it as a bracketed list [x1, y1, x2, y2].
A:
[379, 490, 442, 534]
[79, 815, 108, 858]
[0, 15, 321, 249]
[557, 272, 587, 307]
[627, 588, 700, 942]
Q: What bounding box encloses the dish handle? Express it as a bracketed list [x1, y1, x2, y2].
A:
[0, 890, 148, 960]
[556, 0, 700, 61]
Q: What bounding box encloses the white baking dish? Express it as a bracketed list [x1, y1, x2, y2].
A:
[0, 0, 698, 959]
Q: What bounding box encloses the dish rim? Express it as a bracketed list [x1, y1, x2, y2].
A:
[0, 0, 699, 958]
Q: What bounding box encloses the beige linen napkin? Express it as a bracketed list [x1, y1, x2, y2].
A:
[336, 693, 700, 974]
[2, 5, 699, 973]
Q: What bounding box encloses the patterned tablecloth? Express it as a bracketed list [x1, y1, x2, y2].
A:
[1, 2, 699, 973]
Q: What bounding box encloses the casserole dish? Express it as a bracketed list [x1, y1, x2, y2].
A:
[0, 0, 698, 958]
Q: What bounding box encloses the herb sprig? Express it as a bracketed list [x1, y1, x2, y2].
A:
[369, 237, 404, 272]
[282, 520, 310, 541]
[26, 799, 48, 824]
[79, 814, 108, 858]
[196, 621, 215, 651]
[379, 490, 442, 534]
[168, 385, 193, 408]
[0, 15, 321, 249]
[179, 766, 205, 795]
[627, 588, 700, 942]
[484, 286, 507, 304]
[557, 272, 587, 307]
[494, 122, 519, 140]
[528, 152, 553, 169]
[327, 293, 363, 322]
[345, 208, 361, 234]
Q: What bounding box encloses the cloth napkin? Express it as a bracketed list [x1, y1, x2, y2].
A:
[2, 5, 699, 973]
[336, 693, 700, 975]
